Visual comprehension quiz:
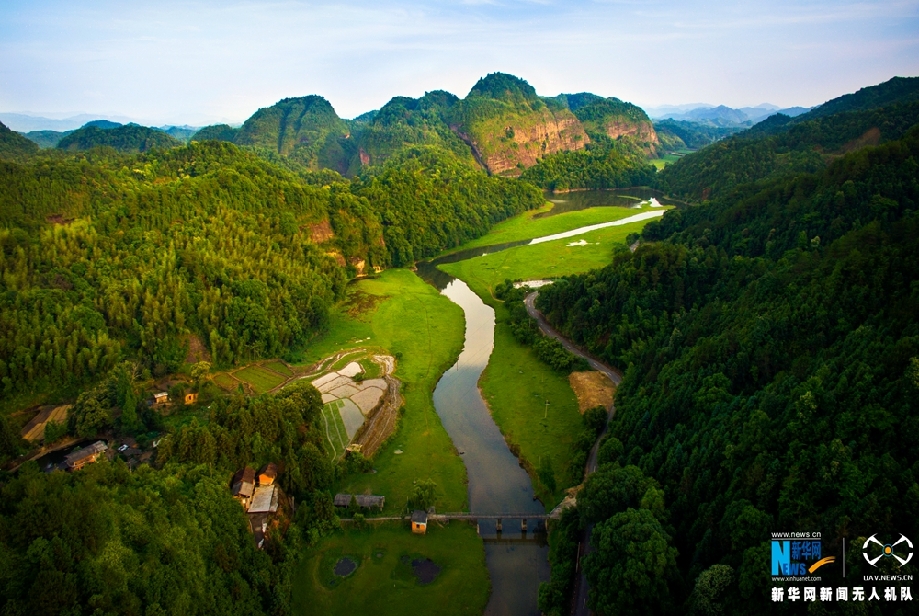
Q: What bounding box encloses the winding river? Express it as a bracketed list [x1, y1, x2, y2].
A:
[415, 190, 665, 614]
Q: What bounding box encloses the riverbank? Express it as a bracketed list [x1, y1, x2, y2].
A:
[437, 200, 665, 507]
[292, 269, 488, 612]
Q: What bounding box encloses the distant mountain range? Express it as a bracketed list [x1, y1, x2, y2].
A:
[646, 104, 811, 127]
[0, 112, 136, 132]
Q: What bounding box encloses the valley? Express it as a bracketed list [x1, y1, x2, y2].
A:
[1, 72, 917, 616]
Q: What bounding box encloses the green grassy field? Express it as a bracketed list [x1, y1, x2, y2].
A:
[291, 269, 483, 616]
[332, 270, 468, 514]
[294, 522, 488, 616]
[440, 217, 658, 300]
[296, 269, 470, 514]
[480, 316, 583, 503]
[233, 365, 287, 393]
[444, 202, 658, 253]
[263, 360, 294, 377]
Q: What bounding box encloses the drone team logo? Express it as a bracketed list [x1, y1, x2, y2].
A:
[863, 534, 913, 568]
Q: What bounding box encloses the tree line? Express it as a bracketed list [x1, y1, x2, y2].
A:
[535, 123, 919, 614]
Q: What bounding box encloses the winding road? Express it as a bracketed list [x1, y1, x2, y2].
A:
[524, 291, 622, 616]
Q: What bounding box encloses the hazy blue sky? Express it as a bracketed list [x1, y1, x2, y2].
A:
[1, 0, 917, 125]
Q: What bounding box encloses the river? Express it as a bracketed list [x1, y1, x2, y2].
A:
[415, 189, 661, 614]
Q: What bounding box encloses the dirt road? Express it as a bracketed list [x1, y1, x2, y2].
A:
[524, 291, 622, 616]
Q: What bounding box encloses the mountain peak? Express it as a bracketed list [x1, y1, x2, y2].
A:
[468, 73, 539, 102]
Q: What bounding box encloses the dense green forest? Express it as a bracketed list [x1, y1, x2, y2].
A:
[57, 124, 181, 153]
[519, 143, 656, 191]
[0, 121, 40, 159]
[0, 381, 340, 616]
[0, 462, 290, 616]
[653, 119, 743, 149]
[0, 141, 540, 402]
[21, 129, 72, 149]
[352, 146, 543, 265]
[352, 91, 477, 167]
[0, 132, 542, 614]
[191, 124, 240, 143]
[536, 118, 919, 614]
[658, 77, 919, 201]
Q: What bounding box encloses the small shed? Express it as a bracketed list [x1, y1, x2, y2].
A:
[411, 510, 427, 534]
[258, 463, 278, 486]
[153, 392, 168, 405]
[232, 467, 256, 510]
[184, 392, 199, 405]
[64, 441, 108, 471]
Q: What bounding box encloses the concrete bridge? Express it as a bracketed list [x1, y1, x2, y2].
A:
[432, 505, 566, 532]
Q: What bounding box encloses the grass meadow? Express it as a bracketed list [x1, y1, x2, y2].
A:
[293, 522, 488, 616]
[292, 269, 484, 616]
[443, 201, 656, 253]
[440, 217, 660, 299]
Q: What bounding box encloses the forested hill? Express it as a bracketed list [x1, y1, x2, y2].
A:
[0, 121, 40, 159]
[536, 124, 919, 614]
[191, 73, 659, 177]
[658, 76, 919, 200]
[56, 123, 182, 153]
[0, 142, 541, 400]
[233, 96, 354, 174]
[349, 91, 477, 168]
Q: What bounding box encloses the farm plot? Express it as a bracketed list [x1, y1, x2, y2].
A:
[234, 365, 287, 394]
[263, 360, 294, 377]
[322, 400, 349, 459]
[312, 359, 392, 459]
[212, 373, 240, 391]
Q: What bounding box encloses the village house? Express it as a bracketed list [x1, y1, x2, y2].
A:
[231, 467, 256, 510]
[184, 392, 198, 405]
[153, 392, 168, 406]
[63, 441, 108, 471]
[258, 463, 278, 486]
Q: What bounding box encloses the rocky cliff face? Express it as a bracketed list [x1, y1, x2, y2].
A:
[462, 108, 590, 175]
[603, 118, 660, 155]
[450, 74, 592, 175]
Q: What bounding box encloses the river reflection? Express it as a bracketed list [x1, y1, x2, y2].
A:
[538, 186, 689, 217]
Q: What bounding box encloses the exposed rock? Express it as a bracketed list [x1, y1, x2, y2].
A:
[307, 220, 335, 243]
[462, 108, 590, 176]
